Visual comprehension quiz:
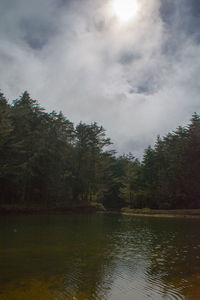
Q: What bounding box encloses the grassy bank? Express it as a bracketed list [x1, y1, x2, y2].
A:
[121, 207, 200, 218]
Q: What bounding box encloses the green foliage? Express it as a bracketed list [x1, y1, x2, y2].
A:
[0, 91, 114, 209]
[0, 90, 200, 211]
[131, 114, 200, 209]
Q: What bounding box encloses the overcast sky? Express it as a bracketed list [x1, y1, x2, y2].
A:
[0, 0, 200, 157]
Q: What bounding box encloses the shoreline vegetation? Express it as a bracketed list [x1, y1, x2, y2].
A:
[0, 202, 106, 215]
[1, 205, 200, 219]
[1, 91, 200, 212]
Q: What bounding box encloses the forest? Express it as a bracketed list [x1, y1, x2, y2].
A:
[0, 91, 200, 211]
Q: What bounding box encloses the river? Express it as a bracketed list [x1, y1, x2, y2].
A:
[0, 214, 200, 299]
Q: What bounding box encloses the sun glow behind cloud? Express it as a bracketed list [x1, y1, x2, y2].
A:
[111, 0, 141, 22]
[0, 0, 200, 157]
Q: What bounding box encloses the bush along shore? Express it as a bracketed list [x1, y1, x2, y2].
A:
[1, 90, 200, 213]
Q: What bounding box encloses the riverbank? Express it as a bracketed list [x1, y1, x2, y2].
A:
[120, 207, 200, 218]
[1, 204, 200, 218]
[0, 203, 105, 215]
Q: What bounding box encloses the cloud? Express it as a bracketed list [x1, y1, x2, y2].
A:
[0, 0, 200, 158]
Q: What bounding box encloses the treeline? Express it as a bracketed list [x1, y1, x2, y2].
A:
[0, 91, 200, 211]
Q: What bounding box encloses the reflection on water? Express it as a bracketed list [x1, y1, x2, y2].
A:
[0, 214, 200, 299]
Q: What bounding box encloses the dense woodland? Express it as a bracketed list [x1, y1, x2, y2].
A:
[0, 91, 200, 211]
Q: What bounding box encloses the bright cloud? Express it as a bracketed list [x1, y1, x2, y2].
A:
[0, 0, 200, 158]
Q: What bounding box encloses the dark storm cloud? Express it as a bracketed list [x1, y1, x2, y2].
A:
[160, 0, 200, 41]
[118, 51, 140, 65]
[136, 85, 153, 95]
[0, 0, 59, 50]
[0, 0, 200, 157]
[20, 18, 58, 50]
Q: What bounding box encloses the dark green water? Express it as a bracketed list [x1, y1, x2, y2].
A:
[0, 214, 200, 300]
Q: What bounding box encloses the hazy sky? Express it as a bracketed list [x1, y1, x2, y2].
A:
[0, 0, 200, 157]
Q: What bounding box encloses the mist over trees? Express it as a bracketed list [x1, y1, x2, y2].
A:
[0, 91, 200, 211]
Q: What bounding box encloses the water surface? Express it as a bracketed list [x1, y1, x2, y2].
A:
[0, 214, 200, 299]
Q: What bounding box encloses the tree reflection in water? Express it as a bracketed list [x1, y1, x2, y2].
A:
[0, 214, 200, 300]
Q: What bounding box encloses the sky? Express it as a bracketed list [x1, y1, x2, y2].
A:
[0, 0, 200, 158]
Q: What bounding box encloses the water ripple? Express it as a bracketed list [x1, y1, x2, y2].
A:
[1, 214, 200, 300]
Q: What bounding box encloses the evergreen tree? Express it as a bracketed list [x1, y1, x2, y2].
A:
[0, 89, 200, 211]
